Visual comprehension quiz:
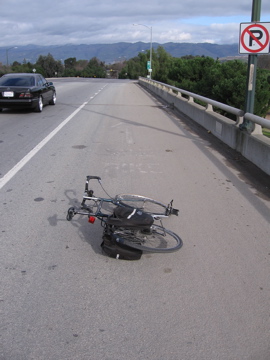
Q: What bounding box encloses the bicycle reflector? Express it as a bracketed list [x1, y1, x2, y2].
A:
[88, 216, 96, 223]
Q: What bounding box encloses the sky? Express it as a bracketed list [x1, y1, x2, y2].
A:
[0, 0, 270, 47]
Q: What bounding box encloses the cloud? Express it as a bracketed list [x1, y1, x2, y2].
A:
[0, 0, 269, 46]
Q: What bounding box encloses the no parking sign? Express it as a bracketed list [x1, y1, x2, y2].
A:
[239, 22, 270, 54]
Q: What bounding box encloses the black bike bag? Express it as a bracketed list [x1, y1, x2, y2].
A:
[101, 234, 142, 260]
[107, 206, 154, 229]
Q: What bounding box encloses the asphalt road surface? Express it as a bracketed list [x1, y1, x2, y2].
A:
[0, 78, 269, 360]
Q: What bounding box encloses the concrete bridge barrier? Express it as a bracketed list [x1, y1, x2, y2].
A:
[139, 77, 270, 176]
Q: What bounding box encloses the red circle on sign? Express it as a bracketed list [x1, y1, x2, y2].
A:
[241, 23, 269, 53]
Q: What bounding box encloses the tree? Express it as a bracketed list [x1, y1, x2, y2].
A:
[254, 68, 270, 117]
[82, 57, 106, 78]
[166, 54, 270, 118]
[63, 57, 77, 76]
[258, 54, 270, 71]
[36, 53, 64, 77]
[210, 60, 247, 110]
[154, 46, 172, 83]
[119, 52, 149, 79]
[11, 61, 33, 73]
[64, 57, 76, 69]
[75, 60, 88, 72]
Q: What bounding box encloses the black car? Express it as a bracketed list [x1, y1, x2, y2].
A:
[0, 73, 56, 112]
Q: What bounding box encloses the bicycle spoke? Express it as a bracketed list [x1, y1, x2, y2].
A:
[113, 225, 182, 253]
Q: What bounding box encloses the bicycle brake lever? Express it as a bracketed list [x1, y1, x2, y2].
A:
[167, 200, 179, 216]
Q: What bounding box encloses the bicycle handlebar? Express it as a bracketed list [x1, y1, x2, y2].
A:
[85, 176, 101, 193]
[86, 176, 101, 181]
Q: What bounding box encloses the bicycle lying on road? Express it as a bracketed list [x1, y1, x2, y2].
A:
[66, 176, 183, 259]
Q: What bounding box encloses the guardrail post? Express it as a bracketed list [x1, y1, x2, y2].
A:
[206, 104, 213, 112]
[251, 123, 263, 135]
[236, 116, 244, 126]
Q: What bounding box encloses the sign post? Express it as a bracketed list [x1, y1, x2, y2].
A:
[239, 0, 267, 132]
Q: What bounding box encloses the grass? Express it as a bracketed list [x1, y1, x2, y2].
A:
[263, 128, 270, 138]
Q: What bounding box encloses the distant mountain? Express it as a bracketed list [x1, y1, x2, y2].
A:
[0, 42, 244, 65]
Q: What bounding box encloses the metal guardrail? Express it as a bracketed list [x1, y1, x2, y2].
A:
[140, 77, 270, 131]
[245, 112, 270, 129]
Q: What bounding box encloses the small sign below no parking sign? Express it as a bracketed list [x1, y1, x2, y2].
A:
[239, 22, 270, 54]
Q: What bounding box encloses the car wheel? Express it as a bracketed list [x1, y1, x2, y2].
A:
[49, 91, 56, 105]
[35, 96, 43, 112]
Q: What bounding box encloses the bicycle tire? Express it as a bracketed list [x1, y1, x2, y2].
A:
[115, 194, 169, 217]
[112, 224, 183, 253]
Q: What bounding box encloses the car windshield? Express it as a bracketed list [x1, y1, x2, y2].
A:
[0, 76, 35, 87]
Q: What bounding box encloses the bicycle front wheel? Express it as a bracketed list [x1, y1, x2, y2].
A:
[113, 225, 183, 253]
[115, 194, 170, 217]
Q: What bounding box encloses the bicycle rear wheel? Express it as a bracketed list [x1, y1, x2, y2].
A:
[115, 194, 170, 217]
[112, 225, 183, 253]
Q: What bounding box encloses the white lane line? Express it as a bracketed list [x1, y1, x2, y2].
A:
[0, 101, 88, 190]
[125, 128, 134, 144]
[111, 122, 123, 128]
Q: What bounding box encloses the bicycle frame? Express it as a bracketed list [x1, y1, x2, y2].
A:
[67, 175, 178, 222]
[66, 175, 182, 254]
[80, 196, 116, 218]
